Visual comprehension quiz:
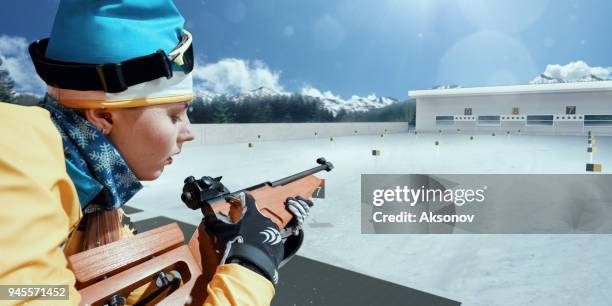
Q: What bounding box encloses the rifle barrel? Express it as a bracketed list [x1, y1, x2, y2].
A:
[239, 157, 333, 193]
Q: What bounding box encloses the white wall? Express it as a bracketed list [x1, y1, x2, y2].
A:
[415, 91, 612, 135]
[185, 122, 409, 145]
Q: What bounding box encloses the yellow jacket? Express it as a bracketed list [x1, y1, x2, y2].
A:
[0, 102, 274, 305]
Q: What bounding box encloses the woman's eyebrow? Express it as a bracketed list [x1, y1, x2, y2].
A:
[168, 102, 189, 111]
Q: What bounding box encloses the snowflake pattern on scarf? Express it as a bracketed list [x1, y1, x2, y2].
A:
[39, 95, 142, 210]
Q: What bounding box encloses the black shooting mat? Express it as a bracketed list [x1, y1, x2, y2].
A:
[122, 205, 143, 215]
[132, 216, 461, 306]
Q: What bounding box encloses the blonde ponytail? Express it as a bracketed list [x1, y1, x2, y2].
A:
[82, 209, 122, 251]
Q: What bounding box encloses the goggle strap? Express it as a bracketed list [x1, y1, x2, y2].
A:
[29, 39, 188, 93]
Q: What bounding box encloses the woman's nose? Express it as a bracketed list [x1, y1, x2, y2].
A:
[179, 115, 195, 143]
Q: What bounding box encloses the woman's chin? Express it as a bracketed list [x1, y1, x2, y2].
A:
[136, 168, 164, 181]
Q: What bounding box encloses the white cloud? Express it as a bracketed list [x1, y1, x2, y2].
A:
[0, 35, 45, 95]
[532, 61, 611, 83]
[192, 58, 284, 95]
[0, 35, 28, 56]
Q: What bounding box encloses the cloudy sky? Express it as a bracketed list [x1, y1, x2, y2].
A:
[1, 0, 611, 99]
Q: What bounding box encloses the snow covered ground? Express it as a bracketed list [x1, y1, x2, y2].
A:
[128, 132, 612, 306]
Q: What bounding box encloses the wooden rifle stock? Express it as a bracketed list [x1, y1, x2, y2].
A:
[70, 158, 333, 305]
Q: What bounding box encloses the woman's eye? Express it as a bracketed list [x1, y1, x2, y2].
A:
[170, 107, 188, 124]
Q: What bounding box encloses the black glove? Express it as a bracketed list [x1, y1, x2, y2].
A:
[204, 192, 284, 285]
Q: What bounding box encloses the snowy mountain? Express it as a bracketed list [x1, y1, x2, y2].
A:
[431, 84, 463, 89]
[194, 89, 221, 102]
[530, 74, 565, 84]
[303, 91, 397, 115]
[530, 73, 609, 84]
[242, 86, 288, 99]
[194, 86, 288, 103]
[194, 86, 398, 115]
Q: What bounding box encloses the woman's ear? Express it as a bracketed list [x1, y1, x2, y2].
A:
[83, 108, 114, 134]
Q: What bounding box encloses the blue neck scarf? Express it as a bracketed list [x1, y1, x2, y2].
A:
[39, 95, 142, 211]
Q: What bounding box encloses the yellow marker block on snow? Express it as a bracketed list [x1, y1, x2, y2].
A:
[587, 147, 598, 153]
[586, 163, 602, 172]
[372, 149, 381, 156]
[248, 142, 254, 148]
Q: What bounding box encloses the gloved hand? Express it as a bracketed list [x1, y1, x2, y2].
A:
[204, 192, 283, 285]
[278, 196, 313, 267]
[284, 196, 313, 236]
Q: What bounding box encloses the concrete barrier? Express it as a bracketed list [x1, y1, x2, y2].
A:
[185, 122, 409, 145]
[418, 125, 612, 136]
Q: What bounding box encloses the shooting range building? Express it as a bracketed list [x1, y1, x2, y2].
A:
[409, 81, 612, 135]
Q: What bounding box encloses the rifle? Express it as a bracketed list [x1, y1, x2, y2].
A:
[69, 157, 333, 305]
